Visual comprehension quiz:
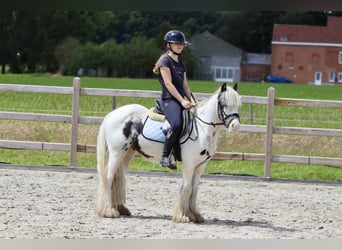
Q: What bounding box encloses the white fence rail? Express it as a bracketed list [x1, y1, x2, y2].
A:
[1, 77, 342, 178]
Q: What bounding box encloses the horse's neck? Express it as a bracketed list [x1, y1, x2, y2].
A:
[194, 95, 222, 154]
[197, 95, 222, 136]
[198, 95, 219, 122]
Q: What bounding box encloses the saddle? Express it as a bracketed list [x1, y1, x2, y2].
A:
[142, 100, 196, 161]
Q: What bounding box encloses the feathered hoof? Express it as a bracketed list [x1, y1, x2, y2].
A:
[97, 207, 120, 218]
[172, 214, 191, 223]
[172, 212, 205, 224]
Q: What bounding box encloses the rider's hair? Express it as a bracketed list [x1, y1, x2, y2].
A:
[152, 52, 168, 75]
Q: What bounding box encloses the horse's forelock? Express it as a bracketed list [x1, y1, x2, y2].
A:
[219, 86, 241, 107]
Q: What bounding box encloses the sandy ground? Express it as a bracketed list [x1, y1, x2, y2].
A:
[0, 165, 341, 239]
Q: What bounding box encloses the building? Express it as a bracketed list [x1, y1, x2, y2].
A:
[271, 16, 342, 84]
[188, 31, 242, 82]
[241, 52, 271, 82]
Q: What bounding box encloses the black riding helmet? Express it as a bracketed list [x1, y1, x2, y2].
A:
[164, 30, 189, 44]
[163, 30, 190, 55]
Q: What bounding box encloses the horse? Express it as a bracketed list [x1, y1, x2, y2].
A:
[96, 82, 241, 223]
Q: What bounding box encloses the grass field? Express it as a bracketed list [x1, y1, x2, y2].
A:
[0, 74, 342, 182]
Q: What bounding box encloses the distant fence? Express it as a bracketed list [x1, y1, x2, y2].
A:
[1, 77, 342, 178]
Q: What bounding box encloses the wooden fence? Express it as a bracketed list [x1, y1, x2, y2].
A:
[1, 77, 342, 178]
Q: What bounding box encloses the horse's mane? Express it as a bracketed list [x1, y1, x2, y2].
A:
[196, 85, 241, 108]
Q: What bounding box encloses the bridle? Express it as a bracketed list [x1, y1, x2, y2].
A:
[194, 100, 240, 128]
[217, 101, 240, 128]
[180, 95, 240, 144]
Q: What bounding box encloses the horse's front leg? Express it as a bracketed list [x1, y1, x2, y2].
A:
[189, 163, 207, 223]
[173, 162, 205, 223]
[173, 176, 193, 223]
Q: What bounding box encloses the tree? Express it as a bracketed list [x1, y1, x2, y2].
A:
[101, 39, 121, 77]
[0, 11, 336, 75]
[54, 37, 81, 75]
[117, 36, 160, 78]
[216, 11, 329, 54]
[0, 11, 15, 74]
[75, 42, 106, 77]
[215, 11, 278, 53]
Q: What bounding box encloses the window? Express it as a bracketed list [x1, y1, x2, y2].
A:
[285, 52, 294, 62]
[222, 68, 228, 79]
[280, 34, 288, 42]
[338, 72, 342, 83]
[215, 68, 221, 79]
[312, 53, 319, 63]
[213, 67, 234, 82]
[329, 72, 335, 82]
[228, 68, 233, 79]
[339, 52, 342, 64]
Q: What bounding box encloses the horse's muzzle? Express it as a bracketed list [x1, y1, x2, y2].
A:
[224, 113, 239, 127]
[225, 113, 240, 133]
[228, 119, 240, 133]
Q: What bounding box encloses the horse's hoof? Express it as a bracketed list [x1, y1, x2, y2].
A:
[98, 208, 120, 218]
[118, 204, 132, 216]
[172, 215, 190, 223]
[173, 213, 205, 223]
[194, 214, 205, 223]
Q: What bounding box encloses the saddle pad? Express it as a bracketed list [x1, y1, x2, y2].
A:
[148, 108, 165, 121]
[142, 112, 196, 144]
[142, 117, 166, 143]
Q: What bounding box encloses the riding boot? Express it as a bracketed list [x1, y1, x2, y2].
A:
[160, 131, 178, 170]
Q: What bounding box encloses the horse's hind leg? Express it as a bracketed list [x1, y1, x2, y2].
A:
[97, 149, 120, 218]
[97, 148, 129, 218]
[112, 148, 135, 216]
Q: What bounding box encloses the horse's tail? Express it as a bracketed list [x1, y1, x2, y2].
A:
[96, 121, 109, 215]
[97, 121, 108, 178]
[96, 113, 135, 218]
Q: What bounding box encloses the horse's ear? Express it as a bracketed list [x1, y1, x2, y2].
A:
[221, 82, 227, 92]
[233, 83, 238, 91]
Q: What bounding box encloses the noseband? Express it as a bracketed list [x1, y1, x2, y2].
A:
[217, 101, 240, 128]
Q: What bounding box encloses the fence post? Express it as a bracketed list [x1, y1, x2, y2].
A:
[264, 87, 275, 179]
[70, 77, 81, 167]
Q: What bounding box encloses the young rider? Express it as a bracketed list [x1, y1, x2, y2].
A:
[153, 30, 197, 170]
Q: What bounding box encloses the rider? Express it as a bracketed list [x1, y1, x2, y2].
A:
[153, 30, 197, 170]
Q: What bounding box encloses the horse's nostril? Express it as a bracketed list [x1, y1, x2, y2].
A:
[230, 122, 240, 132]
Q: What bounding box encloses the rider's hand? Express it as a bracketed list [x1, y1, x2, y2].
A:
[181, 99, 193, 109]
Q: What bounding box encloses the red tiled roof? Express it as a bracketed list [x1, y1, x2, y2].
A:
[272, 16, 342, 44]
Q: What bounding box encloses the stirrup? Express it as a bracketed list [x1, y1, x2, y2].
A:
[160, 157, 177, 170]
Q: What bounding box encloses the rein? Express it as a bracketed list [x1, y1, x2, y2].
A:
[194, 112, 240, 127]
[193, 113, 223, 127]
[192, 101, 240, 128]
